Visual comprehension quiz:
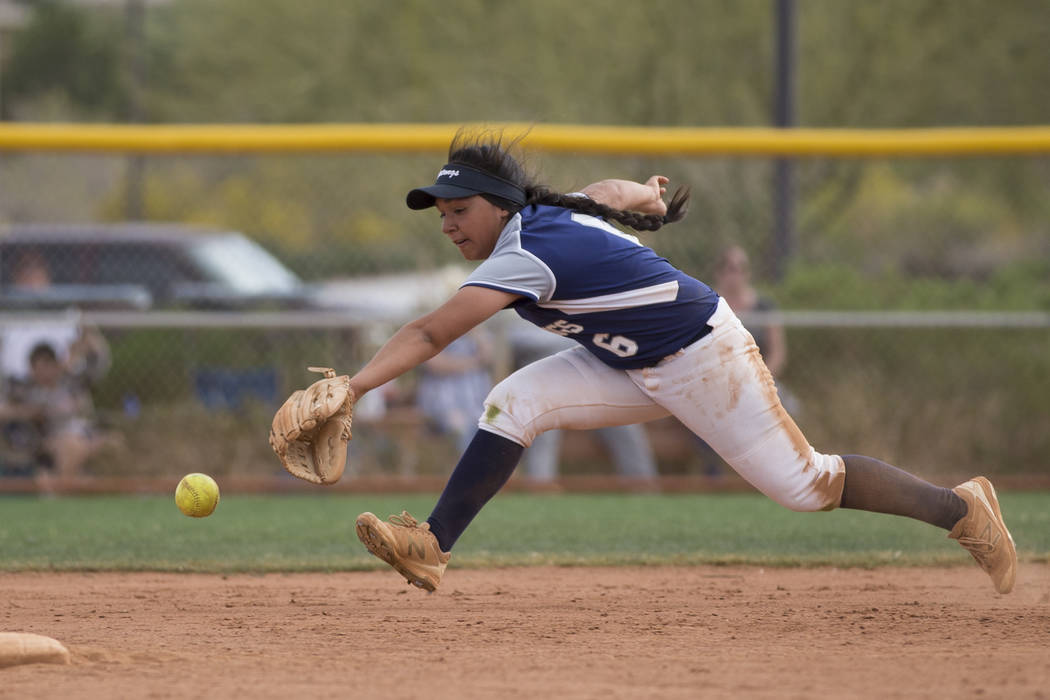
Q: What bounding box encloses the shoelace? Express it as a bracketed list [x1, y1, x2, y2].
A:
[386, 511, 437, 562]
[389, 511, 423, 529]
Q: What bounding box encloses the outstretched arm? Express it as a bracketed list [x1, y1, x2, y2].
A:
[348, 285, 519, 398]
[581, 175, 669, 216]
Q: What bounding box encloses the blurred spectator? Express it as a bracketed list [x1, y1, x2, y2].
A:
[348, 377, 424, 478]
[524, 424, 658, 488]
[412, 268, 503, 459]
[0, 376, 39, 478]
[2, 249, 111, 383]
[415, 329, 495, 453]
[2, 250, 120, 488]
[1, 250, 83, 381]
[0, 332, 118, 489]
[713, 244, 788, 379]
[11, 249, 51, 290]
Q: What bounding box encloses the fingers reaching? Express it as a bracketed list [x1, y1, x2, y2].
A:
[646, 175, 669, 198]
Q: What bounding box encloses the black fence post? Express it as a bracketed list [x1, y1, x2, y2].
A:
[772, 0, 796, 281]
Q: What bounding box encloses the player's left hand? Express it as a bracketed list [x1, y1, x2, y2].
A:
[269, 366, 354, 484]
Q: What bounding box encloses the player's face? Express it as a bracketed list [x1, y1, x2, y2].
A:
[435, 196, 509, 261]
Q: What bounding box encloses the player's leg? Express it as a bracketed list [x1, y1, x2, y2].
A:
[632, 300, 845, 512]
[635, 298, 1016, 592]
[357, 346, 667, 590]
[838, 455, 964, 529]
[427, 346, 668, 550]
[839, 458, 1015, 592]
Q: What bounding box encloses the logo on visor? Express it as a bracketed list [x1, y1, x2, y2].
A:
[437, 169, 460, 179]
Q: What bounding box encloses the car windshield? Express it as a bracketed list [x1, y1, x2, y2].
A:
[187, 236, 302, 294]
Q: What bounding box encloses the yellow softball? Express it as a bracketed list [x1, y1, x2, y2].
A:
[174, 473, 220, 518]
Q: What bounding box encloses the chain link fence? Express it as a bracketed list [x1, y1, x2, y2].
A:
[1, 149, 1048, 485]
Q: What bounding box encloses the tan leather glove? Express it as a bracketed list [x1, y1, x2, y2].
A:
[269, 367, 354, 485]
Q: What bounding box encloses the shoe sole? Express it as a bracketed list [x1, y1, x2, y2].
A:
[971, 477, 1017, 593]
[355, 517, 437, 592]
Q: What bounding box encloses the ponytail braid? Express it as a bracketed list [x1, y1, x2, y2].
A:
[445, 128, 690, 232]
[526, 185, 690, 232]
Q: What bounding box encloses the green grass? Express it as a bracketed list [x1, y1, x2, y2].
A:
[1, 492, 1047, 573]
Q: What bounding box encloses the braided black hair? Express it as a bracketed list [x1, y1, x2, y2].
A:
[446, 129, 689, 232]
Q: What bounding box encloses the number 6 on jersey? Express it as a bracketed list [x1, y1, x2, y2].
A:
[592, 333, 638, 358]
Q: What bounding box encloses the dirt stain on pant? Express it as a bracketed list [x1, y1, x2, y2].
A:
[744, 336, 845, 510]
[719, 340, 743, 411]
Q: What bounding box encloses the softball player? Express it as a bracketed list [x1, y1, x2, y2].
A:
[353, 131, 1016, 594]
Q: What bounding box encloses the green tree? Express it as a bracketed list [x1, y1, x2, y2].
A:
[4, 0, 1049, 293]
[2, 0, 126, 119]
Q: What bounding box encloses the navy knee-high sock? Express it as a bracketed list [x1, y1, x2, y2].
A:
[427, 430, 524, 552]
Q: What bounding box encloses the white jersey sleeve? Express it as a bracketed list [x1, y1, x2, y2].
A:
[461, 213, 556, 302]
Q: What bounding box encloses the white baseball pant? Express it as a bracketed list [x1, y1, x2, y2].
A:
[479, 298, 845, 512]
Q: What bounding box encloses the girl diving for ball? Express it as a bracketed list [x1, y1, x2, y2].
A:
[346, 129, 1016, 594]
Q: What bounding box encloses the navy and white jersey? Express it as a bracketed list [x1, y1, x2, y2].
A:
[463, 204, 719, 369]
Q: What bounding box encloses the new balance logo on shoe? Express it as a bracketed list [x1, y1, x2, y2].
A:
[355, 510, 451, 592]
[406, 540, 428, 560]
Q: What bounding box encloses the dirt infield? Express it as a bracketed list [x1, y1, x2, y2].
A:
[2, 565, 1048, 699]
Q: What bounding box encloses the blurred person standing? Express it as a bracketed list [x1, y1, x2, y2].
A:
[524, 424, 658, 487]
[413, 267, 503, 458]
[712, 244, 789, 384]
[416, 329, 496, 454]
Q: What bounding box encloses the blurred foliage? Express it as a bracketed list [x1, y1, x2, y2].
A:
[1, 0, 1049, 299]
[0, 0, 127, 119]
[775, 260, 1050, 310]
[1, 3, 1047, 480]
[6, 0, 1049, 126]
[784, 326, 1050, 476]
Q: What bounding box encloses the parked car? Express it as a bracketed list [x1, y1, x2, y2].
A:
[0, 223, 319, 311]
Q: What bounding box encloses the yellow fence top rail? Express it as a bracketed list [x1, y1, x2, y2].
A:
[2, 122, 1050, 156]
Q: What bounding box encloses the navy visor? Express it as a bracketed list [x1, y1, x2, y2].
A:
[406, 164, 526, 210]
